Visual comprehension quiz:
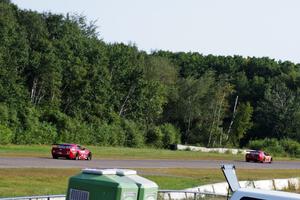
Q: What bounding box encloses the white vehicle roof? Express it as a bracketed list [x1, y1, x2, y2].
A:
[231, 188, 300, 200]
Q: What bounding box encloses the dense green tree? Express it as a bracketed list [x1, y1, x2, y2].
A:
[0, 2, 28, 106]
[256, 83, 300, 140]
[107, 43, 145, 120]
[229, 102, 253, 146]
[2, 0, 300, 151]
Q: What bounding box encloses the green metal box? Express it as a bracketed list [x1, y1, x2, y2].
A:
[66, 169, 138, 200]
[116, 170, 158, 200]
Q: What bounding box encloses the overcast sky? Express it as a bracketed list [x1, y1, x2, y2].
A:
[12, 0, 300, 63]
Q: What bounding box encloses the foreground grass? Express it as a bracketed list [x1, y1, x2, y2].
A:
[0, 168, 299, 197]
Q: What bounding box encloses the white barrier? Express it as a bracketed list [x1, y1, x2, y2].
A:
[239, 180, 255, 188]
[175, 144, 248, 155]
[253, 180, 274, 190]
[274, 179, 289, 190]
[289, 178, 300, 189]
[196, 184, 215, 193]
[212, 182, 229, 195]
[182, 177, 300, 200]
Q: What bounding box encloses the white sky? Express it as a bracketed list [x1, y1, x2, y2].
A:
[12, 0, 300, 63]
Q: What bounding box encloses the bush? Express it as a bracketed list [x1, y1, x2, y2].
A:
[91, 123, 109, 145]
[0, 104, 9, 124]
[146, 126, 163, 148]
[90, 122, 126, 146]
[248, 139, 264, 150]
[0, 124, 12, 144]
[35, 122, 58, 144]
[122, 120, 144, 148]
[18, 122, 57, 144]
[280, 139, 300, 158]
[59, 118, 90, 144]
[263, 138, 284, 155]
[248, 138, 287, 156]
[108, 123, 126, 146]
[160, 123, 181, 148]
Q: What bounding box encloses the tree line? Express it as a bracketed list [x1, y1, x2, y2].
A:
[1, 0, 300, 154]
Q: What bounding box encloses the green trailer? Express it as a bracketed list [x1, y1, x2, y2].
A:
[66, 169, 138, 200]
[116, 169, 158, 200]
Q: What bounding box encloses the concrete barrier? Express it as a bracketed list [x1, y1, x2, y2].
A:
[184, 187, 198, 199]
[175, 144, 248, 155]
[253, 180, 274, 190]
[273, 179, 290, 190]
[239, 180, 255, 188]
[212, 182, 229, 195]
[289, 178, 300, 190]
[169, 192, 186, 200]
[196, 184, 215, 193]
[182, 177, 300, 200]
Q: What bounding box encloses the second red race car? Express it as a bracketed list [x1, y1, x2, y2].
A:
[51, 143, 92, 160]
[245, 150, 272, 163]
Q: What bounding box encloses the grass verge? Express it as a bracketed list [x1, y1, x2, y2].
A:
[1, 145, 299, 161]
[0, 168, 299, 197]
[0, 145, 245, 160]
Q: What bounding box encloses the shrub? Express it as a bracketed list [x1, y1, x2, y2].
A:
[146, 126, 163, 148]
[59, 118, 89, 144]
[35, 122, 58, 144]
[94, 124, 108, 145]
[0, 124, 12, 144]
[92, 122, 126, 146]
[263, 138, 284, 155]
[248, 139, 264, 150]
[280, 139, 300, 158]
[122, 120, 144, 148]
[160, 123, 181, 148]
[108, 123, 126, 146]
[0, 104, 9, 124]
[248, 138, 285, 156]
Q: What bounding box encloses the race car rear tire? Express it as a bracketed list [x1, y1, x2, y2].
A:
[87, 153, 92, 161]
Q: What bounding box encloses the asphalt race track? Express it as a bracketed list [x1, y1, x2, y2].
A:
[1, 157, 300, 169]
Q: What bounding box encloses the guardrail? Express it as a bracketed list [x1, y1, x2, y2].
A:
[158, 190, 228, 200]
[0, 194, 66, 200]
[0, 190, 228, 200]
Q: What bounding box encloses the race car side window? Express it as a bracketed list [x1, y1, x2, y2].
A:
[77, 145, 85, 150]
[240, 197, 264, 200]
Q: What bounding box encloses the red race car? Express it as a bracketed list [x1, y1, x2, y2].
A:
[245, 150, 272, 163]
[51, 143, 92, 160]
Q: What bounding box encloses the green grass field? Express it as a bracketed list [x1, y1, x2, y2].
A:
[0, 145, 298, 161]
[0, 145, 300, 197]
[0, 168, 299, 197]
[0, 145, 243, 160]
